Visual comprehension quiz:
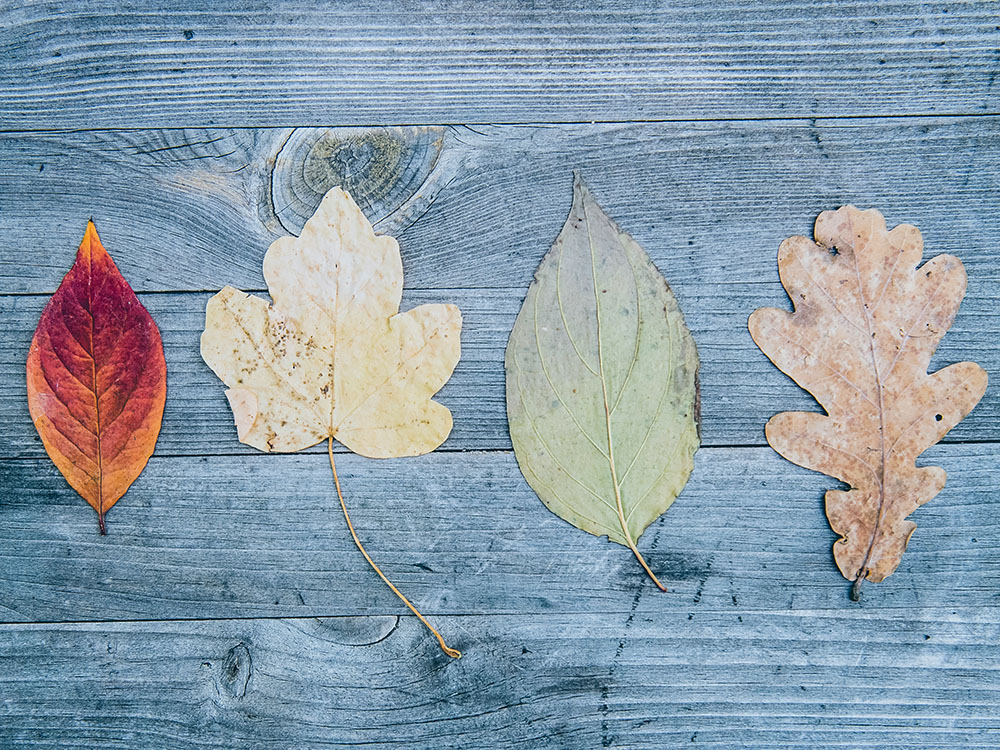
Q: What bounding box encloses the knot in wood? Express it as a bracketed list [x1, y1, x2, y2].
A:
[216, 641, 252, 701]
[271, 126, 446, 236]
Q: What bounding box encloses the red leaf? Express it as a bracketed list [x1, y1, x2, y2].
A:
[26, 221, 166, 534]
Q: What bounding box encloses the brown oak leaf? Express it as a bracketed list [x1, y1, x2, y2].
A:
[749, 206, 987, 598]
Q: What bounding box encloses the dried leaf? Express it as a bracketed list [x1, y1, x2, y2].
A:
[749, 206, 988, 598]
[26, 221, 167, 534]
[505, 175, 700, 590]
[201, 187, 462, 656]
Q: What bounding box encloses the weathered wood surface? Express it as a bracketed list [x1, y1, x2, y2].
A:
[3, 1, 1000, 128]
[1, 282, 995, 457]
[1, 446, 997, 622]
[3, 5, 999, 744]
[2, 120, 1000, 294]
[2, 609, 998, 749]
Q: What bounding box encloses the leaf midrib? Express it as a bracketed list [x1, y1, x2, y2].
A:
[845, 217, 954, 583]
[849, 214, 890, 585]
[86, 242, 104, 515]
[582, 194, 633, 550]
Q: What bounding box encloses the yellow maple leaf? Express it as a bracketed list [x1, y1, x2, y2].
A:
[202, 187, 462, 656]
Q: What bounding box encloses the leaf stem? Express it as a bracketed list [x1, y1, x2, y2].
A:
[327, 438, 460, 659]
[98, 513, 107, 536]
[850, 575, 864, 602]
[614, 483, 667, 592]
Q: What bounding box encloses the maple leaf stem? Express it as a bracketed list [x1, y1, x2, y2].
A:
[327, 438, 461, 659]
[97, 513, 107, 536]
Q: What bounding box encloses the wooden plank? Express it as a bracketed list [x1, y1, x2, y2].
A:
[3, 2, 999, 128]
[1, 279, 995, 457]
[1, 609, 997, 748]
[2, 120, 1000, 295]
[0, 446, 996, 623]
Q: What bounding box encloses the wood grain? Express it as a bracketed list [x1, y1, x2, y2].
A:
[1, 609, 997, 748]
[2, 120, 1000, 295]
[3, 10, 999, 742]
[3, 1, 1000, 128]
[271, 126, 462, 237]
[0, 446, 996, 623]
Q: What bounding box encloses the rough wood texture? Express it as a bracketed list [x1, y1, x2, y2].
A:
[3, 1, 1000, 128]
[1, 446, 997, 622]
[3, 6, 999, 744]
[1, 121, 997, 457]
[3, 120, 1000, 295]
[1, 610, 998, 749]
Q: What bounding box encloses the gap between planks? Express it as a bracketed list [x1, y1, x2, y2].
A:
[2, 604, 997, 630]
[6, 440, 1000, 462]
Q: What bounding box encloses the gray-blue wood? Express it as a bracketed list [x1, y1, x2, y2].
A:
[2, 121, 999, 295]
[1, 609, 998, 749]
[1, 446, 997, 623]
[2, 3, 999, 747]
[3, 1, 999, 127]
[2, 281, 994, 458]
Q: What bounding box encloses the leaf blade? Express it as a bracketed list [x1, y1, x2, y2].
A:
[200, 188, 462, 457]
[750, 206, 988, 590]
[506, 175, 700, 585]
[26, 221, 167, 532]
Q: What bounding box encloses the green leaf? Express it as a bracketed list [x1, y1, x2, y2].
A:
[505, 174, 700, 590]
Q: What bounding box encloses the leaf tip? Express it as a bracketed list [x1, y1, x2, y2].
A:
[570, 171, 593, 219]
[78, 218, 107, 263]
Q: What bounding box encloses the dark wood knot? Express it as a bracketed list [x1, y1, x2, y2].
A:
[216, 641, 252, 701]
[270, 126, 449, 236]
